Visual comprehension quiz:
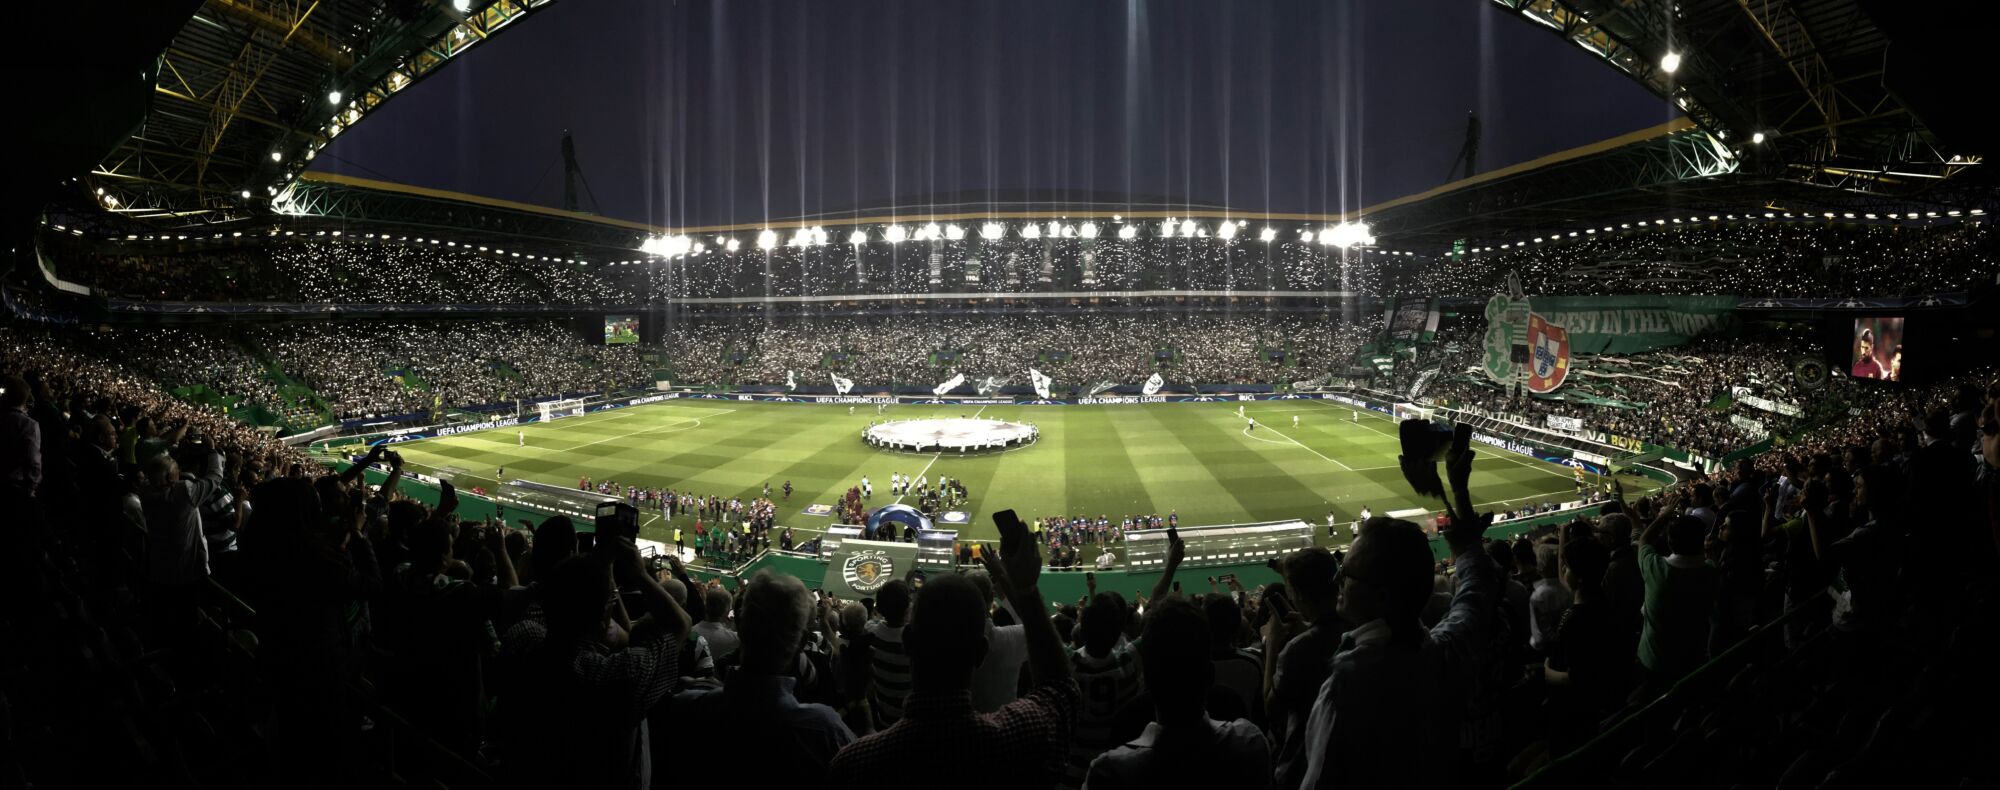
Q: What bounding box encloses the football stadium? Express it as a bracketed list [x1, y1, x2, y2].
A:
[7, 1, 1999, 788]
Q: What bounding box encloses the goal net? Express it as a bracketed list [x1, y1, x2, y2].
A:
[1393, 402, 1434, 424]
[537, 397, 586, 423]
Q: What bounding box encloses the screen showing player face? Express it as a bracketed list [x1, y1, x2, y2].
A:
[1850, 317, 1903, 382]
[604, 315, 639, 345]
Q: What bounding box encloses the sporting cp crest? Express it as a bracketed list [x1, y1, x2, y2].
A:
[1526, 313, 1570, 394]
[842, 549, 895, 593]
[1482, 293, 1532, 384]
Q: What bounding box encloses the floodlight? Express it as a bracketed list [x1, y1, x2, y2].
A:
[1079, 222, 1100, 239]
[848, 230, 868, 245]
[1258, 227, 1277, 242]
[757, 229, 778, 250]
[1661, 51, 1681, 73]
[884, 225, 907, 244]
[1117, 225, 1137, 240]
[945, 224, 965, 241]
[979, 222, 1004, 241]
[1217, 222, 1238, 240]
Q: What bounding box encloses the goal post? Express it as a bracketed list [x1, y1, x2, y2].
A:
[537, 397, 587, 423]
[1393, 402, 1434, 423]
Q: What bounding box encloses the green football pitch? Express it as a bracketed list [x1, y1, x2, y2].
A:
[391, 399, 1643, 548]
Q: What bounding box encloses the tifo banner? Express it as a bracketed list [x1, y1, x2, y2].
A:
[1142, 372, 1166, 396]
[1526, 314, 1571, 394]
[1388, 297, 1442, 344]
[1546, 414, 1585, 431]
[933, 373, 966, 397]
[1408, 368, 1441, 400]
[1731, 388, 1804, 418]
[1028, 368, 1053, 400]
[830, 373, 854, 395]
[1730, 414, 1769, 438]
[821, 538, 920, 600]
[1520, 295, 1738, 354]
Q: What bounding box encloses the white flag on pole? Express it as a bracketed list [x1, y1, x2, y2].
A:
[1028, 368, 1053, 400]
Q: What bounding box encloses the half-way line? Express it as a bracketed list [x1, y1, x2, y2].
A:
[892, 405, 984, 505]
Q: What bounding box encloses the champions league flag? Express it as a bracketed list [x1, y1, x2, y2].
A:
[830, 373, 854, 395]
[1526, 313, 1572, 394]
[786, 370, 798, 392]
[1029, 368, 1053, 399]
[1141, 371, 1165, 396]
[933, 373, 966, 397]
[975, 376, 999, 396]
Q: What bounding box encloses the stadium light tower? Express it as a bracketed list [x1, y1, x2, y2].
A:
[884, 225, 908, 243]
[979, 222, 1004, 241]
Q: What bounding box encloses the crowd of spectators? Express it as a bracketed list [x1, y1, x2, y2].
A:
[54, 238, 630, 305]
[263, 320, 651, 419]
[1405, 219, 1998, 299]
[3, 298, 1996, 788]
[1406, 317, 1838, 458]
[661, 311, 1381, 389]
[45, 219, 1993, 307]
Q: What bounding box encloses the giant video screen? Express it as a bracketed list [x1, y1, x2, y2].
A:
[604, 315, 640, 345]
[1850, 317, 1903, 382]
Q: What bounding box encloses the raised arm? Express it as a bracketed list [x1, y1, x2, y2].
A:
[980, 511, 1071, 686]
[1148, 528, 1186, 603]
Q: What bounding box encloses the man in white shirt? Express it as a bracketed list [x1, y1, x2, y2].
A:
[965, 570, 1028, 712]
[692, 585, 741, 665]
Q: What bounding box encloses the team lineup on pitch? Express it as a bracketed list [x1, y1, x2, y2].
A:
[392, 398, 1641, 548]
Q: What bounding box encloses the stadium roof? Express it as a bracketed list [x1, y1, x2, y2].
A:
[77, 0, 554, 226]
[36, 0, 1995, 260]
[1488, 0, 1991, 198]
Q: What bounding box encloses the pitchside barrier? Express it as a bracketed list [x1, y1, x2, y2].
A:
[1124, 520, 1317, 570]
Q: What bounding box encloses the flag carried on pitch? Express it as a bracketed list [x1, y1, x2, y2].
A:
[1526, 313, 1572, 394]
[1141, 372, 1165, 396]
[786, 370, 798, 392]
[830, 373, 854, 395]
[933, 372, 966, 397]
[1028, 368, 1053, 400]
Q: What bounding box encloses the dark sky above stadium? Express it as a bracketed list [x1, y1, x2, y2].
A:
[315, 0, 1676, 229]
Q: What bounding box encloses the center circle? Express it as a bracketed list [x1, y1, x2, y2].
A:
[864, 417, 1039, 454]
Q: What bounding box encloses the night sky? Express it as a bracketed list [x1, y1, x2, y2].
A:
[314, 0, 1676, 229]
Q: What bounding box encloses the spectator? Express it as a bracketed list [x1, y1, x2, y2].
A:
[828, 523, 1076, 789]
[1635, 507, 1722, 696]
[1527, 541, 1571, 654]
[1084, 595, 1273, 789]
[694, 585, 742, 667]
[966, 569, 1029, 713]
[504, 541, 691, 790]
[0, 374, 41, 499]
[864, 580, 914, 729]
[1295, 439, 1501, 790]
[1264, 547, 1345, 789]
[672, 570, 855, 783]
[1540, 535, 1622, 749]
